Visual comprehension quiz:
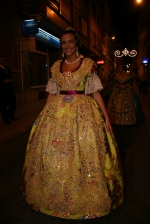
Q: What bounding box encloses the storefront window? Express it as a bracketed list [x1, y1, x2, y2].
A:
[29, 53, 48, 86]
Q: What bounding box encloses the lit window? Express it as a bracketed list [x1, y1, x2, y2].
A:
[47, 0, 60, 12]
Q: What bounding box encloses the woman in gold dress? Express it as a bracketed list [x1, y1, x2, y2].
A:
[22, 28, 124, 220]
[107, 65, 143, 126]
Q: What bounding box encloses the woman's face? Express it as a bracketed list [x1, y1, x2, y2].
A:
[61, 33, 77, 57]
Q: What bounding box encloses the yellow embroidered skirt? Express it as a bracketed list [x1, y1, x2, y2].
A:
[22, 94, 124, 219]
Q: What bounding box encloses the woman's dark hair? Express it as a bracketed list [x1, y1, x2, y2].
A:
[60, 27, 80, 48]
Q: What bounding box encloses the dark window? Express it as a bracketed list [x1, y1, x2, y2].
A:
[83, 0, 88, 7]
[36, 41, 47, 53]
[97, 37, 100, 52]
[92, 2, 96, 20]
[93, 31, 97, 49]
[77, 12, 82, 31]
[97, 13, 101, 27]
[100, 2, 104, 15]
[145, 21, 150, 27]
[60, 0, 71, 21]
[29, 53, 48, 86]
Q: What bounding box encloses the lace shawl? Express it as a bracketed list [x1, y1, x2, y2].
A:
[46, 78, 60, 94]
[85, 73, 103, 94]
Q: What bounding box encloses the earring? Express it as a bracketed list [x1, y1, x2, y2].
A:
[76, 47, 79, 57]
[62, 51, 65, 58]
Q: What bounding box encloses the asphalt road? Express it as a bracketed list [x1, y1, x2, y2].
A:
[0, 122, 150, 224]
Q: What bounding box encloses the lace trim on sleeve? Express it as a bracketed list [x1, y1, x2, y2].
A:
[85, 73, 103, 94]
[45, 78, 60, 94]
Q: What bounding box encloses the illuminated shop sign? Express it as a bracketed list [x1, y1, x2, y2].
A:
[22, 19, 38, 35]
[142, 57, 149, 64]
[97, 60, 104, 65]
[22, 20, 60, 49]
[33, 28, 60, 49]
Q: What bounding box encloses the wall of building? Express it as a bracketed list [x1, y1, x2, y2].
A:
[0, 0, 116, 106]
[137, 0, 150, 89]
[0, 1, 22, 105]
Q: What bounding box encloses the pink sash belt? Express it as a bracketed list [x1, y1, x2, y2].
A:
[60, 90, 84, 95]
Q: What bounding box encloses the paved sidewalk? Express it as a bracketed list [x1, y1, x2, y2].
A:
[0, 99, 46, 146]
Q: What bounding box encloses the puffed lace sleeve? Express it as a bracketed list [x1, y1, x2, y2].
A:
[45, 78, 60, 94]
[85, 63, 103, 94]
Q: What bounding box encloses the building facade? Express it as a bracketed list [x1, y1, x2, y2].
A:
[0, 0, 115, 106]
[137, 0, 150, 92]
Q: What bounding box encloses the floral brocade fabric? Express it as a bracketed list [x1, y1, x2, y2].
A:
[22, 58, 124, 219]
[107, 73, 144, 126]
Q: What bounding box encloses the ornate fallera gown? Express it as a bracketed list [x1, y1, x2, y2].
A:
[107, 72, 143, 126]
[22, 58, 124, 219]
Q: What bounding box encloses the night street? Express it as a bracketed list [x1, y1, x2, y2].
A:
[0, 1, 150, 223]
[0, 94, 150, 224]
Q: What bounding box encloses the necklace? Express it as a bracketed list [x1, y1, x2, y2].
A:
[65, 57, 80, 66]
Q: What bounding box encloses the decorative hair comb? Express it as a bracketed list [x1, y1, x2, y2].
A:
[66, 27, 75, 31]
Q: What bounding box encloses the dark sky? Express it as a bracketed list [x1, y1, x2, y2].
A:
[107, 0, 142, 48]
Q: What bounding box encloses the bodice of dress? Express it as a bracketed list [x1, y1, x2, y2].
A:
[51, 58, 94, 90]
[114, 73, 138, 92]
[115, 76, 134, 86]
[46, 58, 103, 94]
[107, 72, 142, 125]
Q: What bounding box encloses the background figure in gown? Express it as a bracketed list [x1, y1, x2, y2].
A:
[22, 27, 124, 220]
[107, 64, 144, 161]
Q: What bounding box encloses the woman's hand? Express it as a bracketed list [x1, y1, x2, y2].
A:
[105, 119, 113, 134]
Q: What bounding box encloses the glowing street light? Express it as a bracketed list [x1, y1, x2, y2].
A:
[136, 0, 142, 4]
[111, 36, 115, 40]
